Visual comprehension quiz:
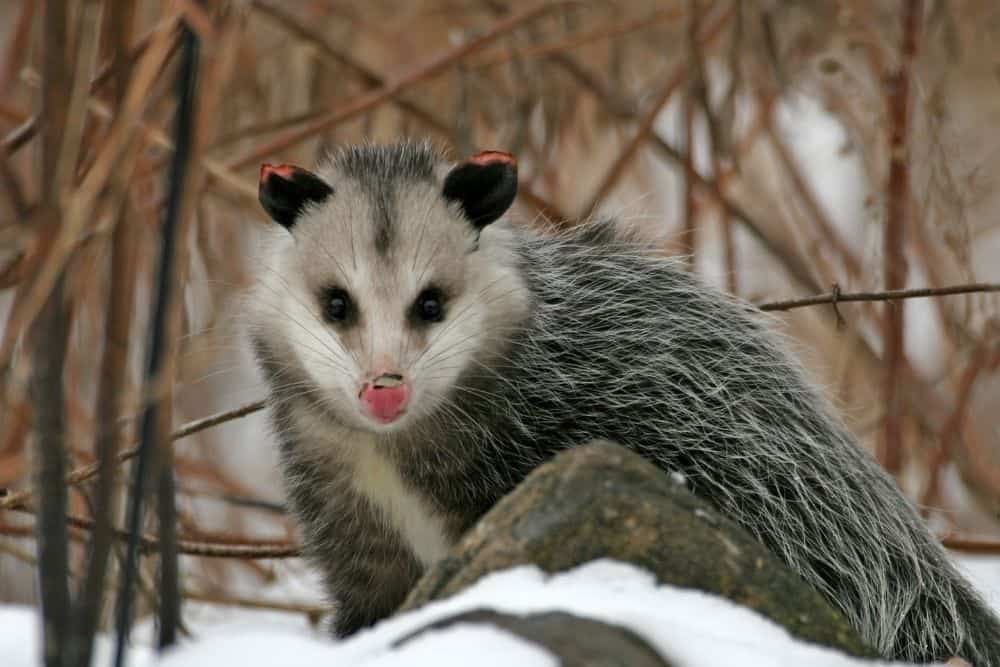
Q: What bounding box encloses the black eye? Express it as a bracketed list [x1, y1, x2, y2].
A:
[414, 289, 444, 323]
[324, 288, 352, 323]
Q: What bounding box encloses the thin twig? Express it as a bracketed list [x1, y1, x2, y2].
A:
[757, 283, 1000, 313]
[710, 2, 737, 293]
[183, 590, 324, 620]
[0, 144, 29, 219]
[179, 488, 287, 514]
[679, 0, 702, 267]
[0, 398, 268, 511]
[171, 399, 269, 441]
[3, 511, 300, 559]
[228, 2, 577, 170]
[582, 2, 731, 216]
[71, 513, 299, 558]
[1, 115, 35, 155]
[942, 537, 1000, 555]
[919, 345, 991, 510]
[474, 8, 683, 67]
[249, 1, 449, 135]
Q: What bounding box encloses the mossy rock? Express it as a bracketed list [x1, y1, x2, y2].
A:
[402, 440, 873, 658]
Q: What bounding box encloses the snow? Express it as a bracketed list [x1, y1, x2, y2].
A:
[954, 554, 1000, 616]
[1, 559, 943, 667]
[0, 605, 154, 667]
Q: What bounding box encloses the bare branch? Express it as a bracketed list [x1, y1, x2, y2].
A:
[249, 1, 449, 135]
[757, 283, 1000, 313]
[228, 2, 578, 170]
[942, 537, 1000, 556]
[2, 512, 301, 559]
[0, 399, 269, 512]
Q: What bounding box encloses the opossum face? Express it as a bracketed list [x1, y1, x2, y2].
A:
[254, 144, 528, 433]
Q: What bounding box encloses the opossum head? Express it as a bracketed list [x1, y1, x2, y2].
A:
[251, 142, 530, 433]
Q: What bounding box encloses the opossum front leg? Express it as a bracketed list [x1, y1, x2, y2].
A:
[313, 495, 424, 638]
[327, 540, 423, 637]
[282, 457, 423, 637]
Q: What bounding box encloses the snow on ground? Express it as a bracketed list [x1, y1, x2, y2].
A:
[954, 553, 1000, 616]
[130, 558, 328, 646]
[1, 559, 942, 667]
[0, 605, 154, 667]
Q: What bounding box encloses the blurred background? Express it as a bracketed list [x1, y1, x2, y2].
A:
[1, 0, 999, 647]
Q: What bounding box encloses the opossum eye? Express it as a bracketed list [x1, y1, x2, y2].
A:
[442, 150, 517, 229]
[323, 288, 353, 323]
[413, 288, 444, 323]
[258, 163, 333, 230]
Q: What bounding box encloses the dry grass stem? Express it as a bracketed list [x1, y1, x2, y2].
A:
[879, 0, 924, 473]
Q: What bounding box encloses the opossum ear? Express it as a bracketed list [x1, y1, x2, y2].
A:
[442, 151, 517, 228]
[258, 163, 334, 230]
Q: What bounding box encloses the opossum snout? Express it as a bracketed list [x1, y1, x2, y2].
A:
[359, 373, 410, 424]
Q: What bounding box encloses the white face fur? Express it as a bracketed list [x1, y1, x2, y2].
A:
[249, 155, 530, 434]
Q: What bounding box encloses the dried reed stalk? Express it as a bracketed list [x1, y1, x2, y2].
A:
[880, 0, 923, 474]
[0, 13, 177, 391]
[74, 3, 139, 666]
[114, 13, 207, 660]
[30, 1, 75, 665]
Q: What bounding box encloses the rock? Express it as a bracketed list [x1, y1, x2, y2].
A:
[402, 440, 873, 658]
[394, 608, 672, 667]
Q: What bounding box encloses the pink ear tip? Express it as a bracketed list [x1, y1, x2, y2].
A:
[259, 163, 296, 183]
[468, 150, 516, 167]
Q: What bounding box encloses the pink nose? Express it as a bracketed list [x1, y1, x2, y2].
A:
[360, 375, 410, 424]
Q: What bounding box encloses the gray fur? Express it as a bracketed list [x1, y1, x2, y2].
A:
[336, 142, 437, 255]
[246, 141, 1000, 663]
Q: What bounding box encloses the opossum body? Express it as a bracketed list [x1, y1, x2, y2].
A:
[247, 141, 1000, 664]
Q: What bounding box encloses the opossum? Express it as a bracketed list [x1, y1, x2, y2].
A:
[246, 140, 1000, 664]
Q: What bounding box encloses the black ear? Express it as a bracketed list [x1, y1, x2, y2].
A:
[442, 151, 517, 228]
[258, 163, 334, 230]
